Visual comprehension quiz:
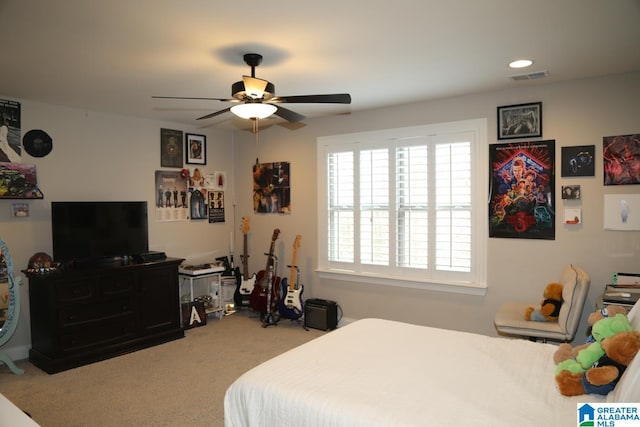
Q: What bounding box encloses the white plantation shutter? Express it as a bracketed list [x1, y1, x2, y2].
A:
[327, 151, 354, 263]
[435, 138, 472, 272]
[360, 149, 389, 266]
[396, 144, 429, 269]
[319, 120, 486, 291]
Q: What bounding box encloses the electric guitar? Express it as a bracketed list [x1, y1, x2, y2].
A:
[249, 228, 281, 316]
[234, 216, 255, 308]
[278, 235, 304, 320]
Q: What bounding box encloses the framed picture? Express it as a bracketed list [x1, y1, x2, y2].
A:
[186, 133, 206, 165]
[160, 128, 183, 168]
[561, 145, 595, 177]
[497, 102, 542, 140]
[488, 140, 556, 240]
[603, 134, 640, 185]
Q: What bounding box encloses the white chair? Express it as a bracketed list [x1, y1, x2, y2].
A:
[494, 265, 590, 342]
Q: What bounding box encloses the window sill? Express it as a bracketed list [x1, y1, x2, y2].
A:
[316, 269, 487, 296]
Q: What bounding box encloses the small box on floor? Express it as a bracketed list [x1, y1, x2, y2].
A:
[304, 298, 338, 331]
[181, 301, 207, 329]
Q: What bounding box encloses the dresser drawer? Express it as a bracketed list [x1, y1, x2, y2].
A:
[60, 318, 137, 353]
[59, 298, 136, 328]
[100, 273, 135, 297]
[57, 279, 95, 304]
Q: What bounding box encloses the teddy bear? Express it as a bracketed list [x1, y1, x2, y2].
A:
[554, 314, 635, 395]
[524, 282, 563, 322]
[555, 329, 640, 396]
[553, 305, 629, 365]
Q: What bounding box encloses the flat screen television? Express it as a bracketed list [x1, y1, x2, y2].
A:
[51, 201, 149, 265]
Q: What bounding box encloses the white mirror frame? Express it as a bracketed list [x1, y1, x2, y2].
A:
[0, 239, 24, 375]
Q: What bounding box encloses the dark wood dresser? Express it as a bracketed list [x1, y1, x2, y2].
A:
[26, 258, 185, 374]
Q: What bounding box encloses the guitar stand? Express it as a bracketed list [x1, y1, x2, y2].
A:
[261, 312, 279, 328]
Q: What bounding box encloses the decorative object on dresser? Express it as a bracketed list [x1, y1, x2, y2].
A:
[26, 258, 185, 374]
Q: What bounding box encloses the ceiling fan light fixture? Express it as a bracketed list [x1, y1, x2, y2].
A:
[231, 103, 277, 119]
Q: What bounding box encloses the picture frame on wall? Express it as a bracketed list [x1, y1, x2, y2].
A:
[185, 133, 206, 165]
[160, 128, 184, 168]
[488, 140, 556, 240]
[497, 102, 542, 140]
[561, 145, 595, 177]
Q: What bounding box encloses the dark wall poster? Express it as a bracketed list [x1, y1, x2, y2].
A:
[208, 190, 225, 223]
[489, 140, 555, 239]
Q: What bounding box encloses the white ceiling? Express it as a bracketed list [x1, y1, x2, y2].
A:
[1, 0, 639, 131]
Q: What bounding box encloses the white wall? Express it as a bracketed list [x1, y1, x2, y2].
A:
[232, 72, 640, 342]
[2, 72, 639, 362]
[0, 101, 234, 359]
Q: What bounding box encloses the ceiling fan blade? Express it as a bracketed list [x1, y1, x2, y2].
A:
[196, 107, 232, 120]
[271, 94, 351, 104]
[242, 76, 269, 99]
[274, 105, 305, 123]
[152, 95, 236, 102]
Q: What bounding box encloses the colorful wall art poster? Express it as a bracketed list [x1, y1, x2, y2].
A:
[603, 134, 640, 185]
[489, 140, 555, 239]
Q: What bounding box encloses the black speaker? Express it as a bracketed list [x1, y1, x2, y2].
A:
[304, 298, 338, 331]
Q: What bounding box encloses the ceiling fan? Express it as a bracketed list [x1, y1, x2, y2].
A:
[153, 53, 351, 123]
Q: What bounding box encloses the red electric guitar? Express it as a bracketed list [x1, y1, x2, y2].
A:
[278, 235, 304, 320]
[249, 229, 281, 321]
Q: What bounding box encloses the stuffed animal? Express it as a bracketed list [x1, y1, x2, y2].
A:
[554, 314, 635, 395]
[555, 330, 640, 396]
[553, 305, 629, 365]
[587, 305, 628, 339]
[524, 282, 563, 322]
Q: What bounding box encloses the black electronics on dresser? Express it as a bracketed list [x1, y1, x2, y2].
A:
[304, 298, 338, 331]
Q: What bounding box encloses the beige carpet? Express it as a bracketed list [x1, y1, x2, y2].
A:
[0, 311, 325, 427]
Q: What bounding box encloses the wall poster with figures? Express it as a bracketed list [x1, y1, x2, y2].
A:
[154, 170, 189, 222]
[489, 140, 555, 240]
[252, 161, 291, 214]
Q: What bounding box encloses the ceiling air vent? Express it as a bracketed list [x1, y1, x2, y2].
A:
[509, 70, 549, 81]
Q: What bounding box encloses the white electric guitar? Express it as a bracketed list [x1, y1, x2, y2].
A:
[234, 216, 255, 307]
[278, 235, 304, 320]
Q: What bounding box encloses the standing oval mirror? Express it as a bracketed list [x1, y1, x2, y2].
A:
[0, 239, 24, 374]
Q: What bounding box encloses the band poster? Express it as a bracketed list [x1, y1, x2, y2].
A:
[155, 170, 189, 222]
[252, 161, 291, 214]
[208, 190, 225, 223]
[489, 140, 555, 239]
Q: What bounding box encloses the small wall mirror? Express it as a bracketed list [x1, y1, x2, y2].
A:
[0, 239, 24, 374]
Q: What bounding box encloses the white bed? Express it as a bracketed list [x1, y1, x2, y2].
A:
[224, 302, 640, 427]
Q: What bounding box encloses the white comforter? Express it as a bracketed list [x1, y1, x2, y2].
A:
[224, 318, 602, 426]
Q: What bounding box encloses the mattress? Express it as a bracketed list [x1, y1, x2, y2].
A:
[224, 318, 604, 426]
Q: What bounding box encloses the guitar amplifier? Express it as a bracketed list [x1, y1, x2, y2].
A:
[304, 298, 338, 331]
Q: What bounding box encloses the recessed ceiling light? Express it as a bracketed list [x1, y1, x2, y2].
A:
[509, 59, 533, 69]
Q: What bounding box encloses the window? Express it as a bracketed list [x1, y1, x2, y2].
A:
[317, 119, 487, 294]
